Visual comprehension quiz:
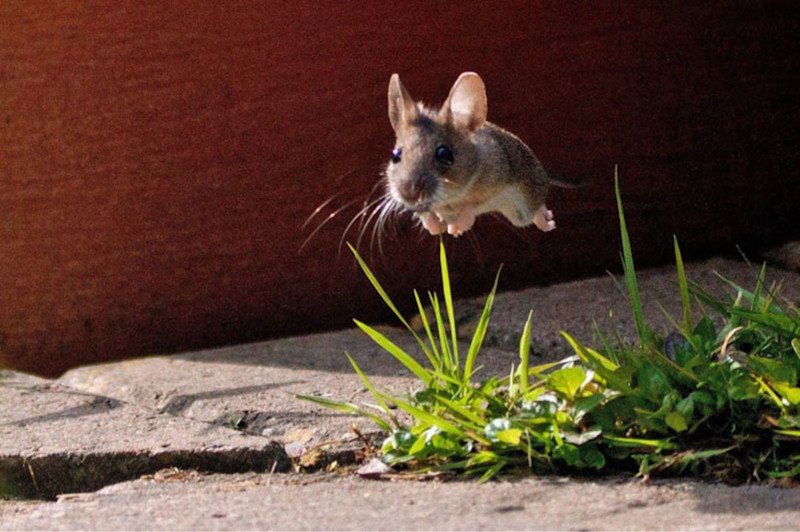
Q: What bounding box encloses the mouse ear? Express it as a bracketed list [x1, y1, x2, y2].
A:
[442, 72, 487, 133]
[388, 74, 418, 133]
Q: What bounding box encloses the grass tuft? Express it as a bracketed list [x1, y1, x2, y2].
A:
[301, 173, 800, 482]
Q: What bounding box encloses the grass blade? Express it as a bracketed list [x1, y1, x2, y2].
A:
[354, 320, 432, 383]
[674, 236, 692, 333]
[349, 243, 439, 366]
[297, 394, 392, 432]
[434, 395, 488, 435]
[752, 262, 766, 312]
[561, 332, 635, 395]
[346, 353, 395, 422]
[603, 435, 679, 450]
[349, 243, 409, 328]
[383, 393, 466, 438]
[439, 238, 460, 368]
[615, 167, 648, 344]
[430, 292, 455, 372]
[464, 267, 502, 380]
[413, 290, 442, 370]
[519, 311, 533, 395]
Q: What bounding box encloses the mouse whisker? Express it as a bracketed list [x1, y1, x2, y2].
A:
[371, 196, 399, 256]
[340, 194, 386, 255]
[359, 195, 391, 253]
[303, 192, 343, 229]
[299, 196, 362, 253]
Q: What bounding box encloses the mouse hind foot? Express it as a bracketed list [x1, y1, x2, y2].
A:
[533, 204, 555, 232]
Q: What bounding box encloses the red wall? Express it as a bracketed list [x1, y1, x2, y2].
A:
[2, 2, 798, 376]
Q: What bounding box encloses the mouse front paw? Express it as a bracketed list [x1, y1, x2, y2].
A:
[417, 212, 447, 235]
[533, 205, 556, 232]
[446, 208, 476, 237]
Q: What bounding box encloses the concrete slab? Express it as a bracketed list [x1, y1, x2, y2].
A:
[4, 472, 800, 530]
[0, 372, 288, 500]
[58, 329, 428, 449]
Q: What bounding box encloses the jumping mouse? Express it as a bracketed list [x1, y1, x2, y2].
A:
[386, 72, 574, 237]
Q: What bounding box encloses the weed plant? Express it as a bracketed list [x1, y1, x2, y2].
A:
[300, 172, 800, 482]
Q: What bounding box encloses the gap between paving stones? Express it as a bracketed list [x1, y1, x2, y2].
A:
[0, 448, 290, 501]
[0, 372, 356, 501]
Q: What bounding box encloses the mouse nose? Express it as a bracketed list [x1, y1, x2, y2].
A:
[397, 176, 432, 205]
[398, 179, 421, 203]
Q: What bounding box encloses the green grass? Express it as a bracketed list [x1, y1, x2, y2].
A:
[300, 170, 800, 482]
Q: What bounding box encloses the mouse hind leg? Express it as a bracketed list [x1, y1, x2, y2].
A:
[519, 181, 555, 232]
[490, 184, 555, 231]
[532, 204, 555, 232]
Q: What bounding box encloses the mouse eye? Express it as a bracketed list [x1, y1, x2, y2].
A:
[390, 148, 402, 164]
[435, 145, 454, 167]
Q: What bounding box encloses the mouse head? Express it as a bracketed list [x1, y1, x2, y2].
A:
[385, 72, 488, 214]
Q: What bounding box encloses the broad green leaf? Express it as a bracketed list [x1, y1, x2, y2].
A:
[494, 428, 523, 445]
[771, 381, 800, 406]
[675, 395, 695, 421]
[553, 443, 580, 466]
[485, 418, 513, 442]
[573, 393, 606, 424]
[752, 374, 786, 412]
[429, 432, 463, 456]
[466, 450, 502, 466]
[408, 431, 429, 455]
[665, 411, 688, 433]
[638, 363, 672, 402]
[692, 316, 716, 343]
[581, 446, 606, 470]
[384, 428, 415, 452]
[562, 428, 602, 445]
[548, 366, 586, 401]
[748, 356, 797, 387]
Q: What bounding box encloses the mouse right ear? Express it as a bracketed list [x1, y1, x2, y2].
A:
[442, 72, 487, 133]
[388, 74, 418, 133]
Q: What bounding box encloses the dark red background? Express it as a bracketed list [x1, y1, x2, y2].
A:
[2, 2, 798, 376]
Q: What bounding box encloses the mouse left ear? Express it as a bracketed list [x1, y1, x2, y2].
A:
[442, 72, 487, 133]
[388, 74, 418, 133]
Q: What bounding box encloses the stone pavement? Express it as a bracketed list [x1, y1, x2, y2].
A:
[2, 258, 799, 530]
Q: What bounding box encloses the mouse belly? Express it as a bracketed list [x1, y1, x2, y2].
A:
[416, 207, 476, 237]
[415, 185, 555, 236]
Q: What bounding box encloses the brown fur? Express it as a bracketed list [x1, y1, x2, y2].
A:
[386, 72, 560, 236]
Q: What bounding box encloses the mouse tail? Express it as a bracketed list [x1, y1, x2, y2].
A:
[545, 169, 589, 188]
